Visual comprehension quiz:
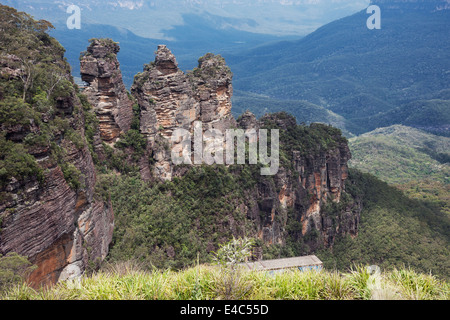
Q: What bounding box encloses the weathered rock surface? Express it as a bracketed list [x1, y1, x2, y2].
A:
[0, 53, 114, 287]
[0, 32, 359, 283]
[0, 134, 114, 288]
[130, 45, 359, 249]
[80, 39, 133, 144]
[238, 112, 360, 250]
[132, 45, 199, 143]
[237, 111, 259, 130]
[131, 45, 236, 181]
[187, 52, 236, 133]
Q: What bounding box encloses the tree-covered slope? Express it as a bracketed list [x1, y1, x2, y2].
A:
[0, 4, 87, 190]
[348, 125, 450, 217]
[225, 2, 450, 135]
[348, 125, 450, 185]
[232, 90, 350, 136]
[318, 169, 450, 281]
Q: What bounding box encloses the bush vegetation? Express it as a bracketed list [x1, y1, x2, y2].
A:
[317, 169, 450, 281]
[349, 125, 450, 185]
[0, 4, 88, 190]
[0, 253, 36, 292]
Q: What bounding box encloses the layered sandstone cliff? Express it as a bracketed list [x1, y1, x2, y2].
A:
[129, 46, 359, 249]
[0, 110, 114, 287]
[0, 26, 359, 285]
[0, 46, 114, 287]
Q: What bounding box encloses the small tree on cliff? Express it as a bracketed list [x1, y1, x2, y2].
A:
[0, 252, 36, 291]
[212, 237, 255, 267]
[211, 237, 255, 299]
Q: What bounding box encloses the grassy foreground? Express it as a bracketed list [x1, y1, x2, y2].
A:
[1, 263, 448, 300]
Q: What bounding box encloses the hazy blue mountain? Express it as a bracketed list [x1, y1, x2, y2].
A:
[2, 0, 370, 38]
[49, 17, 293, 88]
[6, 0, 448, 136]
[225, 0, 450, 135]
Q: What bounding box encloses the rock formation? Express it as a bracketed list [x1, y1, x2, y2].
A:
[80, 39, 133, 144]
[188, 52, 236, 133]
[0, 44, 114, 288]
[0, 107, 114, 287]
[131, 45, 236, 181]
[236, 113, 359, 251]
[0, 4, 361, 287]
[130, 45, 359, 249]
[0, 143, 113, 286]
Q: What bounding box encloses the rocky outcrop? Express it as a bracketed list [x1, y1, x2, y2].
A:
[291, 138, 358, 248]
[237, 113, 360, 250]
[187, 52, 236, 133]
[130, 45, 359, 249]
[131, 45, 236, 181]
[237, 111, 259, 130]
[131, 45, 198, 143]
[0, 47, 114, 287]
[0, 4, 361, 286]
[0, 121, 114, 287]
[0, 31, 359, 285]
[80, 39, 133, 144]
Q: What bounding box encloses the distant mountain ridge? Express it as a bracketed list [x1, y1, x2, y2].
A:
[2, 0, 370, 37]
[371, 0, 450, 10]
[226, 0, 450, 136]
[48, 18, 293, 88]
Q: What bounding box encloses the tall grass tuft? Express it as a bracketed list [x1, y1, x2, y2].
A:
[389, 267, 449, 300]
[347, 264, 373, 300]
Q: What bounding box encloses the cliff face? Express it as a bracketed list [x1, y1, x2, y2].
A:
[128, 46, 359, 250]
[236, 114, 360, 252]
[0, 94, 114, 287]
[0, 10, 114, 287]
[131, 45, 236, 181]
[80, 39, 133, 144]
[0, 142, 113, 286]
[0, 5, 360, 285]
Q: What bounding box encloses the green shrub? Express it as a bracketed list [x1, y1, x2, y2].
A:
[0, 134, 44, 187]
[0, 97, 38, 127]
[0, 252, 36, 292]
[61, 162, 83, 190]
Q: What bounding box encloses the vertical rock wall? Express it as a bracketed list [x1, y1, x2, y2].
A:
[0, 40, 114, 287]
[237, 113, 360, 251]
[0, 93, 114, 288]
[80, 39, 133, 144]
